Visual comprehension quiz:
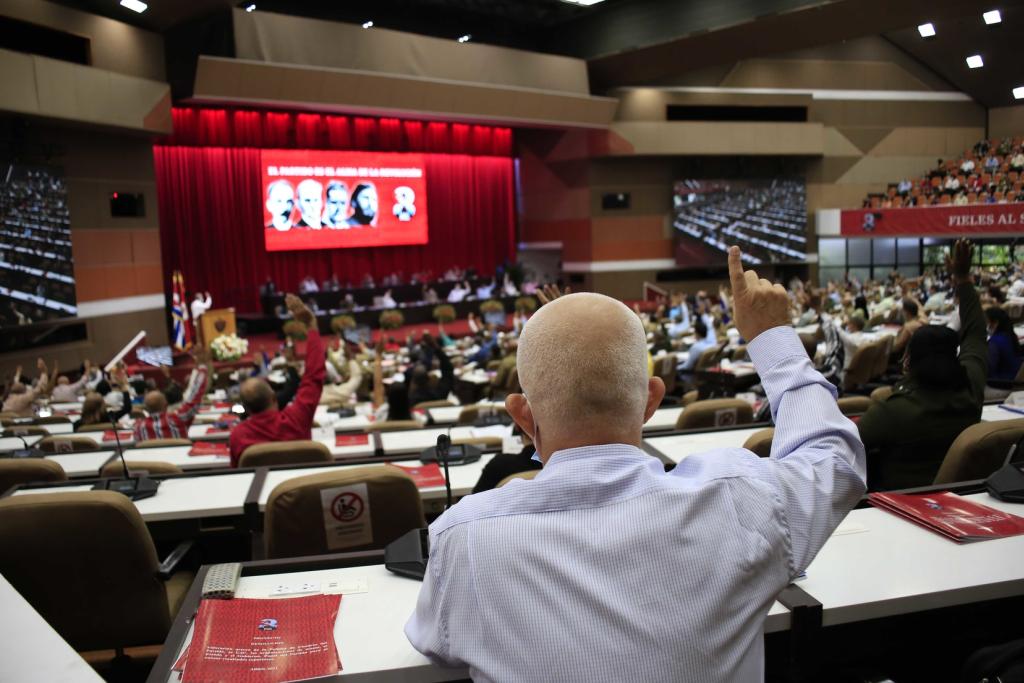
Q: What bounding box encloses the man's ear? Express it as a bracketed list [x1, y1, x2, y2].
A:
[643, 377, 666, 423]
[505, 393, 535, 438]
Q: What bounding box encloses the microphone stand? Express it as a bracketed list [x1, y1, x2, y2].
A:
[92, 411, 159, 501]
[437, 432, 453, 510]
[6, 433, 42, 459]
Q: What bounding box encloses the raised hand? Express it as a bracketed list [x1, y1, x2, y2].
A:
[945, 239, 974, 284]
[284, 293, 315, 327]
[537, 284, 570, 306]
[727, 246, 790, 343]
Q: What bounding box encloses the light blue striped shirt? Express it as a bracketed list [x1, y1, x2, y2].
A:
[406, 326, 866, 682]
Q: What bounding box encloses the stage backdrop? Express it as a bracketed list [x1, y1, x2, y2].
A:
[155, 107, 515, 314]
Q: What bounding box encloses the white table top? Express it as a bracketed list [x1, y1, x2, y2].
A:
[643, 406, 684, 432]
[258, 455, 495, 509]
[187, 424, 231, 442]
[379, 426, 478, 455]
[0, 435, 42, 450]
[13, 472, 254, 523]
[0, 573, 103, 683]
[982, 404, 1024, 422]
[426, 402, 505, 425]
[45, 450, 116, 478]
[644, 427, 767, 464]
[802, 493, 1024, 626]
[331, 414, 375, 432]
[123, 445, 230, 472]
[48, 401, 85, 413]
[315, 435, 378, 459]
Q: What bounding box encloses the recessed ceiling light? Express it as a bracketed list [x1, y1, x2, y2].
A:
[917, 22, 936, 37]
[983, 9, 1002, 24]
[362, 20, 374, 28]
[245, 4, 255, 12]
[457, 34, 471, 43]
[966, 54, 984, 69]
[120, 0, 147, 13]
[1014, 86, 1024, 100]
[561, 0, 606, 5]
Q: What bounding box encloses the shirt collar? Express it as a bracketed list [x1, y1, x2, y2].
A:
[538, 442, 648, 473]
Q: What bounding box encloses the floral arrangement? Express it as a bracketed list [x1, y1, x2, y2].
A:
[515, 296, 538, 314]
[379, 310, 405, 330]
[330, 315, 357, 334]
[479, 299, 504, 315]
[432, 304, 456, 323]
[210, 333, 249, 362]
[282, 320, 308, 341]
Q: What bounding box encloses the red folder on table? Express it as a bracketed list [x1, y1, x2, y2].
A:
[389, 462, 447, 488]
[206, 426, 232, 435]
[180, 595, 342, 683]
[102, 430, 133, 442]
[868, 491, 1024, 542]
[335, 434, 370, 448]
[189, 442, 230, 457]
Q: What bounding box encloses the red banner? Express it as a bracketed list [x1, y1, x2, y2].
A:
[841, 204, 1024, 236]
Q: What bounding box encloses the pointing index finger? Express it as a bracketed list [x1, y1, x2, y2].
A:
[728, 246, 747, 295]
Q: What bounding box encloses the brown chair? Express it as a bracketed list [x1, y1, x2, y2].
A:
[871, 335, 893, 379]
[100, 461, 183, 478]
[798, 334, 818, 361]
[36, 436, 101, 454]
[457, 405, 509, 425]
[694, 341, 729, 371]
[2, 426, 48, 437]
[934, 419, 1024, 484]
[32, 416, 73, 425]
[843, 343, 879, 392]
[0, 491, 193, 652]
[413, 399, 455, 411]
[742, 428, 774, 458]
[131, 438, 193, 449]
[239, 440, 332, 468]
[453, 436, 502, 448]
[730, 346, 749, 362]
[364, 420, 423, 432]
[681, 390, 699, 407]
[75, 422, 116, 433]
[675, 399, 753, 430]
[497, 470, 540, 488]
[654, 354, 678, 395]
[264, 465, 425, 558]
[870, 385, 894, 403]
[0, 459, 67, 494]
[837, 396, 873, 416]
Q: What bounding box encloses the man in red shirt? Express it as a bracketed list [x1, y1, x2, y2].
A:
[133, 347, 211, 443]
[229, 295, 326, 467]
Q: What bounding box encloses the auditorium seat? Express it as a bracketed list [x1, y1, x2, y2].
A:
[694, 342, 729, 371]
[264, 465, 425, 558]
[453, 436, 502, 448]
[654, 354, 679, 395]
[0, 459, 66, 494]
[364, 420, 423, 432]
[681, 390, 699, 406]
[36, 436, 101, 453]
[870, 386, 894, 402]
[413, 399, 455, 410]
[457, 405, 509, 425]
[842, 344, 879, 393]
[76, 422, 117, 433]
[30, 416, 73, 426]
[675, 398, 753, 430]
[0, 491, 193, 653]
[837, 396, 873, 416]
[132, 438, 193, 449]
[871, 336, 894, 379]
[239, 440, 332, 468]
[742, 428, 774, 458]
[934, 419, 1024, 484]
[100, 461, 183, 478]
[497, 470, 540, 487]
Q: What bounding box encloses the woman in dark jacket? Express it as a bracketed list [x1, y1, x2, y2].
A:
[985, 306, 1023, 382]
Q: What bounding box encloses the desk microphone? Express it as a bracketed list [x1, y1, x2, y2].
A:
[91, 411, 159, 501]
[436, 432, 453, 510]
[4, 433, 43, 459]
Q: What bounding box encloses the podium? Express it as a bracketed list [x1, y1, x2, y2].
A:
[199, 307, 236, 347]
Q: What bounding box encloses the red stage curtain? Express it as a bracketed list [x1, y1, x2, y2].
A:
[154, 147, 516, 314]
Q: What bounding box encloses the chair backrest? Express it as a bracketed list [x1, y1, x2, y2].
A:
[506, 366, 521, 393]
[837, 396, 873, 416]
[497, 469, 540, 488]
[843, 343, 878, 391]
[264, 465, 425, 558]
[2, 426, 48, 437]
[457, 405, 509, 426]
[742, 427, 774, 458]
[412, 399, 455, 411]
[675, 399, 753, 430]
[798, 333, 818, 361]
[871, 335, 893, 378]
[0, 459, 66, 494]
[32, 416, 73, 425]
[0, 491, 171, 650]
[870, 385, 894, 402]
[695, 341, 729, 371]
[934, 419, 1024, 484]
[36, 436, 101, 454]
[654, 354, 678, 394]
[75, 422, 116, 433]
[131, 438, 193, 449]
[100, 460, 183, 478]
[239, 440, 332, 468]
[364, 420, 423, 432]
[681, 390, 699, 407]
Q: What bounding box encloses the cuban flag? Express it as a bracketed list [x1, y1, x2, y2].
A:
[171, 270, 192, 350]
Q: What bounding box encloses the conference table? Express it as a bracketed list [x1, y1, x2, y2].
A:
[644, 426, 767, 464]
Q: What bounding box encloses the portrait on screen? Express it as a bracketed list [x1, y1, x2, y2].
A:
[323, 180, 349, 229]
[296, 179, 324, 229]
[265, 180, 295, 231]
[348, 182, 379, 227]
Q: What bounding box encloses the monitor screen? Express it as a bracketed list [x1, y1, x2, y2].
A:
[261, 149, 429, 252]
[0, 162, 77, 327]
[672, 178, 807, 267]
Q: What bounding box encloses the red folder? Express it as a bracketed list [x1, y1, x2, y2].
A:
[205, 426, 232, 435]
[335, 434, 370, 447]
[102, 430, 133, 442]
[189, 442, 230, 457]
[181, 595, 342, 683]
[211, 402, 233, 410]
[389, 462, 447, 488]
[868, 491, 1024, 542]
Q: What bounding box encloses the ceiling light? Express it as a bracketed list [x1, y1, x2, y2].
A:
[983, 9, 1002, 24]
[457, 34, 471, 43]
[966, 54, 984, 69]
[362, 20, 373, 28]
[561, 0, 606, 5]
[245, 4, 256, 12]
[119, 0, 147, 13]
[917, 22, 936, 37]
[1014, 86, 1024, 100]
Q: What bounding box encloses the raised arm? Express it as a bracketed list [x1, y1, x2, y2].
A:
[173, 347, 210, 424]
[281, 294, 325, 428]
[948, 240, 987, 406]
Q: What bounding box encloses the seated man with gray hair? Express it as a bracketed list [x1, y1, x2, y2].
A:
[406, 246, 866, 681]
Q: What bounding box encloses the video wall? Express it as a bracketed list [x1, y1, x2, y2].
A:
[672, 178, 807, 267]
[261, 149, 429, 252]
[0, 162, 77, 328]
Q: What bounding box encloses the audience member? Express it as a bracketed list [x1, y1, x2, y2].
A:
[132, 348, 210, 443]
[49, 359, 93, 403]
[2, 359, 49, 417]
[985, 306, 1023, 383]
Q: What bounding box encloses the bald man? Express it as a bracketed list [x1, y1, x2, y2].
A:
[228, 294, 325, 467]
[132, 348, 210, 443]
[406, 246, 866, 681]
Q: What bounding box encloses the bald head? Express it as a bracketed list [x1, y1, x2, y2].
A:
[241, 377, 276, 415]
[9, 382, 26, 395]
[515, 293, 655, 448]
[144, 390, 168, 414]
[57, 376, 69, 386]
